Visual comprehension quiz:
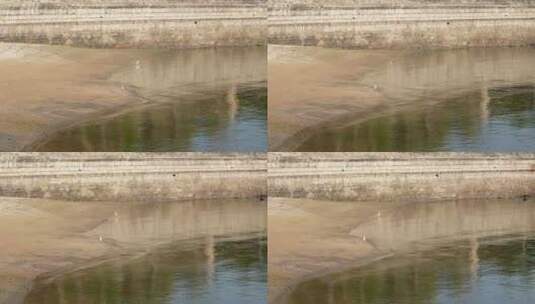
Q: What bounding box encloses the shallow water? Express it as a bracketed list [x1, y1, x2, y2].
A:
[86, 199, 267, 245]
[286, 233, 535, 304]
[285, 198, 535, 304]
[35, 84, 267, 152]
[296, 48, 535, 152]
[25, 235, 266, 304]
[22, 198, 267, 304]
[282, 198, 535, 304]
[32, 46, 267, 152]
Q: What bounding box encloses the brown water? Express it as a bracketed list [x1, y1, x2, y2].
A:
[32, 47, 267, 152]
[296, 48, 535, 152]
[22, 198, 267, 304]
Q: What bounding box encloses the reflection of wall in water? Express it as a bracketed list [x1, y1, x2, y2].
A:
[24, 236, 267, 304]
[351, 199, 535, 251]
[109, 47, 267, 92]
[488, 86, 535, 128]
[88, 199, 267, 244]
[287, 235, 535, 304]
[297, 83, 535, 152]
[0, 1, 266, 48]
[317, 91, 484, 151]
[361, 48, 535, 104]
[35, 85, 267, 152]
[293, 49, 535, 152]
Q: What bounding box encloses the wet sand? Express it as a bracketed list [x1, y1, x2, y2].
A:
[0, 197, 266, 304]
[268, 45, 402, 151]
[269, 196, 535, 303]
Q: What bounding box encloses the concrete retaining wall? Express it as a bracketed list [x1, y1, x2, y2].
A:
[0, 1, 266, 48]
[269, 0, 535, 48]
[0, 153, 267, 202]
[269, 153, 535, 202]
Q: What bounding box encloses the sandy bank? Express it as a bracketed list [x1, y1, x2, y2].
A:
[0, 197, 122, 303]
[268, 198, 389, 303]
[0, 43, 267, 151]
[269, 45, 535, 151]
[269, 196, 535, 303]
[0, 196, 266, 304]
[268, 45, 401, 151]
[0, 43, 149, 151]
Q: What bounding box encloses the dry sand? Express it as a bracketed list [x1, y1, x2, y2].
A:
[0, 43, 155, 151]
[269, 196, 535, 303]
[0, 196, 267, 304]
[268, 197, 395, 303]
[0, 197, 124, 303]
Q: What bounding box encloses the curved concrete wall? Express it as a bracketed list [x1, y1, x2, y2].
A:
[269, 153, 535, 202]
[269, 0, 535, 48]
[0, 153, 267, 202]
[0, 1, 266, 48]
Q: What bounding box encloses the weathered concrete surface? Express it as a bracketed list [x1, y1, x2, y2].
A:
[0, 1, 266, 48]
[0, 197, 266, 304]
[269, 0, 535, 48]
[269, 153, 535, 202]
[269, 196, 535, 303]
[0, 153, 267, 202]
